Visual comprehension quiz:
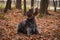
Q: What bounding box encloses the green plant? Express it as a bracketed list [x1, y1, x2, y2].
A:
[0, 14, 5, 20]
[0, 4, 5, 9]
[38, 13, 44, 18]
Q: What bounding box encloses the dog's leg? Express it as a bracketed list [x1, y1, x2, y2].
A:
[35, 27, 39, 34]
[26, 27, 31, 36]
[32, 26, 39, 34]
[17, 23, 23, 34]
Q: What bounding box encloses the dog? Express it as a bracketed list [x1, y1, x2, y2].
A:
[17, 8, 39, 36]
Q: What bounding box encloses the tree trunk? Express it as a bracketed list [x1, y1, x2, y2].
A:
[31, 0, 34, 13]
[53, 0, 57, 12]
[16, 0, 22, 9]
[4, 0, 12, 13]
[24, 0, 26, 15]
[31, 0, 34, 8]
[59, 0, 60, 7]
[40, 0, 49, 14]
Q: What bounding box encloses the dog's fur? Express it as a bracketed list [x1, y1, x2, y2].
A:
[17, 8, 39, 36]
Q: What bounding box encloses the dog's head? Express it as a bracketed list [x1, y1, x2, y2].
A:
[26, 8, 38, 19]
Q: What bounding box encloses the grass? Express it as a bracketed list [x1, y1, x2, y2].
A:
[0, 4, 16, 9]
[0, 13, 5, 20]
[0, 3, 31, 10]
[0, 4, 6, 9]
[37, 13, 44, 18]
[57, 9, 60, 12]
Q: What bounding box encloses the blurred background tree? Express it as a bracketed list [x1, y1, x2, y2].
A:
[4, 0, 12, 13]
[24, 0, 26, 15]
[16, 0, 22, 9]
[0, 0, 60, 13]
[40, 0, 49, 15]
[53, 0, 57, 12]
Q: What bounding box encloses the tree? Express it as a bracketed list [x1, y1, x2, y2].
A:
[53, 0, 57, 12]
[31, 0, 34, 13]
[31, 0, 34, 8]
[24, 0, 26, 15]
[4, 0, 12, 13]
[59, 0, 60, 7]
[40, 0, 49, 14]
[16, 0, 22, 9]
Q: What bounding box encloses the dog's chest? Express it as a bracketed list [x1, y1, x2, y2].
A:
[26, 20, 36, 28]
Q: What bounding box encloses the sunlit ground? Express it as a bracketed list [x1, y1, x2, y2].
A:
[48, 6, 60, 10]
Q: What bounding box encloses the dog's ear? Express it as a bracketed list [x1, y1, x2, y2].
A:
[33, 8, 38, 16]
[26, 8, 33, 17]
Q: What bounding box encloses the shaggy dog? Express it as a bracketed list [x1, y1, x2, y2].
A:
[17, 8, 39, 36]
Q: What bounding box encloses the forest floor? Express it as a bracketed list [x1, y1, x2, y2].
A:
[0, 9, 60, 40]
